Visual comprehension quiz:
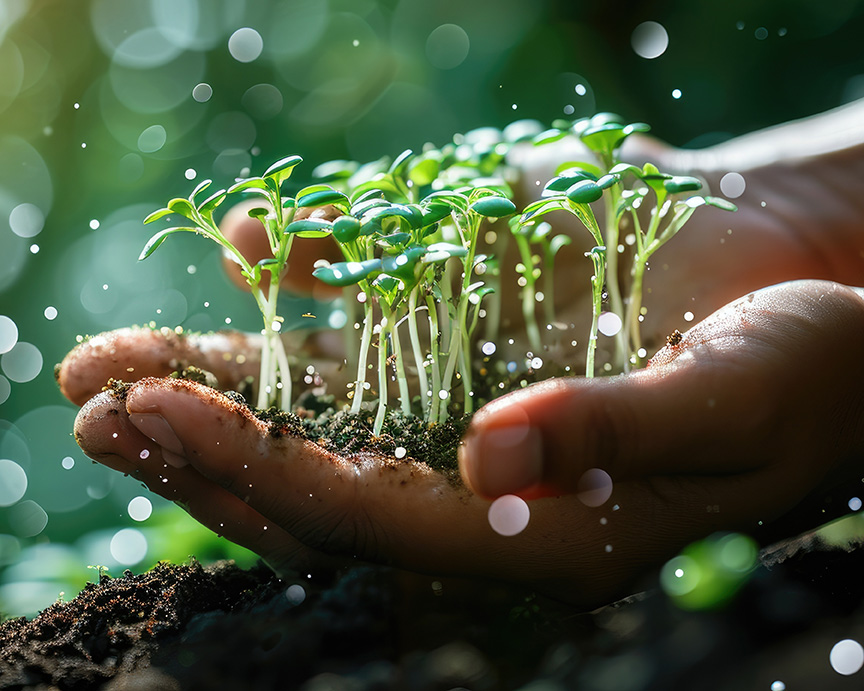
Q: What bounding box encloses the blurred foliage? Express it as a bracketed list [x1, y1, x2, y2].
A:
[1, 0, 864, 617]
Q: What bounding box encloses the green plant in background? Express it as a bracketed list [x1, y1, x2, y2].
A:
[524, 113, 737, 376]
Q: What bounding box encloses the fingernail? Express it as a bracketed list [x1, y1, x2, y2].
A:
[130, 413, 184, 455]
[459, 422, 543, 497]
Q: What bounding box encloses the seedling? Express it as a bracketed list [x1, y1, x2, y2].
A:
[141, 155, 331, 410]
[139, 113, 734, 438]
[523, 114, 736, 375]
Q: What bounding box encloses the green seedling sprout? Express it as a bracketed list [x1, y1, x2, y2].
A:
[136, 113, 732, 442]
[528, 114, 737, 374]
[141, 155, 329, 410]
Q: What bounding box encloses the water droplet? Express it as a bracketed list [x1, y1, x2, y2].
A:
[29, 244, 39, 254]
[511, 103, 518, 110]
[61, 456, 75, 470]
[672, 88, 683, 99]
[631, 21, 669, 59]
[89, 219, 100, 230]
[352, 39, 359, 47]
[530, 357, 543, 369]
[771, 682, 786, 691]
[481, 341, 497, 356]
[563, 104, 575, 115]
[754, 26, 768, 40]
[185, 168, 197, 180]
[605, 544, 613, 553]
[488, 495, 530, 536]
[830, 639, 864, 675]
[394, 447, 407, 459]
[139, 449, 150, 460]
[849, 497, 862, 512]
[683, 311, 694, 322]
[438, 390, 449, 401]
[575, 83, 587, 96]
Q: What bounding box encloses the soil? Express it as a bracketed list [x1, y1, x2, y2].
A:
[2, 533, 864, 690]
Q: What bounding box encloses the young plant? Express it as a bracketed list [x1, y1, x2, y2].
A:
[141, 156, 330, 410]
[523, 114, 737, 375]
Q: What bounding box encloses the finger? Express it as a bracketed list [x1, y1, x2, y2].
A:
[74, 390, 333, 574]
[58, 327, 263, 406]
[460, 280, 864, 500]
[119, 377, 612, 583]
[219, 200, 342, 300]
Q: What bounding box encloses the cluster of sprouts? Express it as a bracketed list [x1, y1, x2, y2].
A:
[142, 113, 735, 435]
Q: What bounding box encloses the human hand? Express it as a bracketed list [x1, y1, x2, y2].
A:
[66, 279, 864, 608]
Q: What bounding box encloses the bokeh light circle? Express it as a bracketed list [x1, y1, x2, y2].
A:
[1, 342, 43, 383]
[138, 125, 167, 153]
[576, 468, 614, 507]
[631, 21, 669, 59]
[128, 496, 153, 522]
[426, 24, 470, 70]
[242, 84, 284, 120]
[9, 500, 48, 537]
[110, 528, 148, 565]
[0, 315, 18, 353]
[192, 82, 213, 102]
[8, 203, 44, 238]
[228, 27, 264, 62]
[830, 639, 864, 676]
[0, 375, 10, 405]
[720, 172, 746, 198]
[285, 584, 306, 605]
[488, 495, 531, 536]
[0, 459, 28, 506]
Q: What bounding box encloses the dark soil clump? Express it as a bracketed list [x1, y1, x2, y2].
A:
[3, 534, 864, 690]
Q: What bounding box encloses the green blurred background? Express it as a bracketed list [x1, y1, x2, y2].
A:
[2, 0, 864, 617]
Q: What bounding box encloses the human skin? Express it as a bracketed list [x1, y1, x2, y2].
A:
[61, 101, 864, 608]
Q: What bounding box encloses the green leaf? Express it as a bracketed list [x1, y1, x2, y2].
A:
[503, 119, 544, 143]
[143, 207, 173, 224]
[297, 188, 350, 209]
[313, 258, 381, 287]
[139, 227, 201, 260]
[389, 149, 414, 178]
[422, 242, 468, 263]
[199, 188, 227, 215]
[664, 176, 703, 194]
[532, 128, 568, 146]
[369, 203, 423, 229]
[285, 218, 333, 238]
[596, 173, 621, 190]
[421, 201, 453, 226]
[247, 206, 270, 221]
[470, 196, 517, 218]
[609, 162, 643, 177]
[167, 197, 196, 218]
[408, 156, 440, 187]
[373, 274, 400, 295]
[312, 159, 358, 181]
[382, 246, 426, 280]
[520, 197, 569, 221]
[377, 231, 411, 247]
[263, 155, 303, 185]
[333, 215, 361, 244]
[422, 190, 469, 212]
[704, 196, 738, 212]
[528, 221, 552, 242]
[566, 180, 603, 204]
[227, 177, 270, 194]
[189, 179, 212, 203]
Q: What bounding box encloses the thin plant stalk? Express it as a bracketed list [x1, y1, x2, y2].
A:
[407, 287, 430, 414]
[585, 247, 606, 379]
[514, 234, 542, 353]
[350, 299, 374, 415]
[425, 292, 443, 424]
